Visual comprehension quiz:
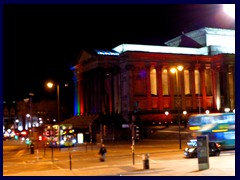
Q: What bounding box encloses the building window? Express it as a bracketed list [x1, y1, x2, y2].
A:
[194, 70, 201, 95]
[205, 68, 212, 96]
[162, 69, 169, 95]
[150, 68, 157, 96]
[184, 70, 190, 95]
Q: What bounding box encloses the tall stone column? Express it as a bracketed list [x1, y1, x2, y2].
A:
[200, 66, 207, 110]
[190, 66, 196, 110]
[211, 64, 221, 111]
[169, 67, 175, 110]
[112, 67, 121, 114]
[129, 64, 135, 113]
[145, 64, 152, 111]
[156, 65, 163, 111]
[179, 67, 185, 110]
[226, 64, 235, 110]
[73, 65, 84, 116]
[195, 64, 202, 113]
[227, 64, 235, 109]
[123, 64, 135, 120]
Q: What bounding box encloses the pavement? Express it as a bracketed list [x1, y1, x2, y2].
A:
[3, 138, 235, 176]
[7, 157, 234, 176]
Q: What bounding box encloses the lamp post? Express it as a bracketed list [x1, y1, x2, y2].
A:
[170, 65, 183, 149]
[46, 82, 61, 150]
[29, 93, 34, 142]
[15, 119, 19, 132]
[183, 110, 187, 128]
[26, 114, 30, 131]
[165, 111, 169, 127]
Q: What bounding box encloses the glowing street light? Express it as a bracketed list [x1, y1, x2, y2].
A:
[46, 81, 60, 124]
[171, 65, 184, 149]
[183, 111, 187, 115]
[165, 111, 169, 116]
[47, 82, 54, 89]
[46, 81, 61, 150]
[15, 119, 19, 132]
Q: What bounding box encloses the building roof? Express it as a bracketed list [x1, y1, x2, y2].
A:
[164, 27, 235, 48]
[112, 27, 235, 56]
[71, 27, 235, 70]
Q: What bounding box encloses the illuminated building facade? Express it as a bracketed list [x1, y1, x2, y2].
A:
[71, 27, 235, 124]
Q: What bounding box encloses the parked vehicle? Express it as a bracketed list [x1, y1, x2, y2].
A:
[184, 140, 221, 158]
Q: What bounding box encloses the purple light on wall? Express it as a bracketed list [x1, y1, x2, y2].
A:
[139, 70, 147, 78]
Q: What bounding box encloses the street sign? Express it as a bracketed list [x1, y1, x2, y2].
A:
[197, 135, 209, 170]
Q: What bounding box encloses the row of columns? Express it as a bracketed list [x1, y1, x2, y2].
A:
[127, 62, 234, 112]
[73, 66, 122, 116]
[72, 61, 234, 116]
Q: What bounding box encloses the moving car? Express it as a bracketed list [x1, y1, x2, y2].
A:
[184, 140, 221, 158]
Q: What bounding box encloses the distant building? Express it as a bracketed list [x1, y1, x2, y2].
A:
[3, 99, 64, 132]
[69, 27, 235, 141]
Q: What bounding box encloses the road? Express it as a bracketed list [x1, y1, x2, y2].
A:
[3, 126, 235, 176]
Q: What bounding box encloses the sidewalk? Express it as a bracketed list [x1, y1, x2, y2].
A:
[6, 155, 235, 176]
[4, 139, 235, 176]
[5, 148, 235, 176]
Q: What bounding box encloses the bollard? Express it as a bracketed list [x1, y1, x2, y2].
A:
[36, 149, 39, 161]
[85, 141, 87, 152]
[142, 153, 150, 169]
[30, 144, 34, 154]
[90, 141, 93, 150]
[69, 152, 72, 170]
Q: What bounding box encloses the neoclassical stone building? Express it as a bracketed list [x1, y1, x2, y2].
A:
[70, 27, 235, 126]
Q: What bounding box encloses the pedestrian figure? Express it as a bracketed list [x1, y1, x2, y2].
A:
[98, 144, 107, 162]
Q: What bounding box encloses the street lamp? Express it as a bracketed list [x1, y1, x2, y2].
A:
[29, 93, 34, 141]
[46, 82, 60, 123]
[165, 111, 169, 127]
[46, 81, 61, 150]
[170, 65, 183, 149]
[26, 114, 30, 130]
[183, 110, 187, 128]
[15, 119, 19, 132]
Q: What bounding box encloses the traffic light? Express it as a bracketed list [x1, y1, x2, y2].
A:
[38, 135, 43, 141]
[131, 124, 140, 141]
[135, 126, 140, 141]
[25, 138, 31, 145]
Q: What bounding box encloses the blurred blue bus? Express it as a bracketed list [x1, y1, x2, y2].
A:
[187, 113, 235, 150]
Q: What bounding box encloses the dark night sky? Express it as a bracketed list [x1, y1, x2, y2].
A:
[3, 4, 235, 105]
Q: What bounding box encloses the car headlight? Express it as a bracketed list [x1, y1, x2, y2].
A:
[188, 148, 195, 152]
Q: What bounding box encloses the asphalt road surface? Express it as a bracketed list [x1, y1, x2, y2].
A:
[3, 126, 235, 176]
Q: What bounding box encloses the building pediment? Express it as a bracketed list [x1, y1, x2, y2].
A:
[75, 50, 94, 65]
